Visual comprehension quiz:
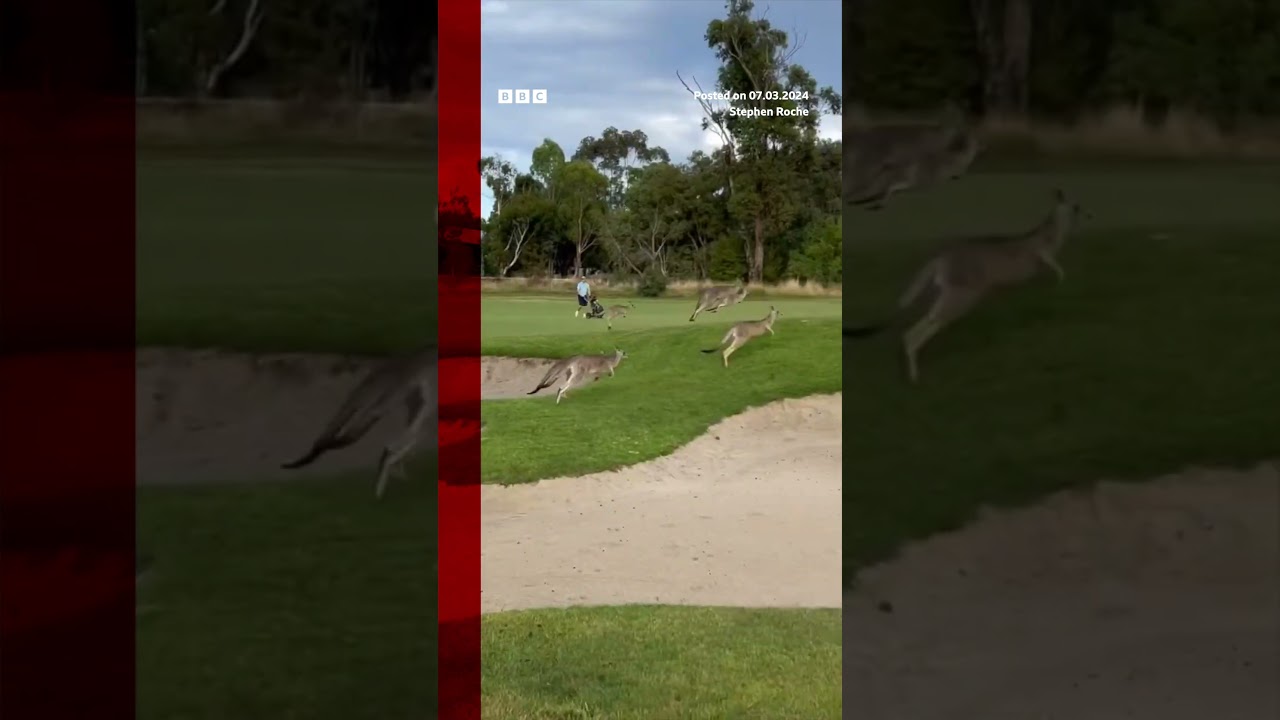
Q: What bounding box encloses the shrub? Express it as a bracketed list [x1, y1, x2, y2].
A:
[788, 216, 842, 286]
[637, 267, 669, 297]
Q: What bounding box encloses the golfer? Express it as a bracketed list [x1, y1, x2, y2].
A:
[574, 274, 591, 318]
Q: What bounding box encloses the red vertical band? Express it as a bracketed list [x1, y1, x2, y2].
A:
[437, 0, 482, 718]
[0, 1, 137, 718]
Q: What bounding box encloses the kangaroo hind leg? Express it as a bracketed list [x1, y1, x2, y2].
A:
[556, 366, 578, 405]
[374, 383, 434, 499]
[902, 289, 979, 384]
[722, 335, 743, 368]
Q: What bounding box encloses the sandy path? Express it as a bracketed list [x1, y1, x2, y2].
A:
[481, 394, 843, 613]
[844, 461, 1279, 719]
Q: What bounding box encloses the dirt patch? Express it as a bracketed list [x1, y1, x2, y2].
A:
[136, 350, 535, 485]
[844, 461, 1279, 719]
[481, 394, 843, 613]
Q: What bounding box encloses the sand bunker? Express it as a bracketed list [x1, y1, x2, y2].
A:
[844, 461, 1279, 720]
[481, 356, 556, 399]
[137, 349, 386, 485]
[136, 350, 537, 485]
[481, 394, 843, 613]
[137, 348, 843, 610]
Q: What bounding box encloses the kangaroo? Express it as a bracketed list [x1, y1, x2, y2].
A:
[701, 306, 782, 368]
[525, 348, 627, 404]
[689, 284, 750, 322]
[847, 115, 981, 210]
[845, 189, 1089, 383]
[604, 302, 636, 330]
[281, 345, 437, 499]
[849, 105, 977, 208]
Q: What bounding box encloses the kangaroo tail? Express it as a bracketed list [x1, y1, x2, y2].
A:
[281, 409, 381, 470]
[527, 366, 560, 394]
[281, 435, 359, 470]
[282, 446, 326, 469]
[702, 328, 733, 352]
[845, 258, 940, 340]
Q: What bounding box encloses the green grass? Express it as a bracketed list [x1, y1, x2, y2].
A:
[135, 466, 436, 720]
[843, 166, 1280, 585]
[479, 297, 842, 484]
[136, 147, 1280, 717]
[482, 606, 841, 719]
[134, 149, 842, 720]
[475, 297, 843, 717]
[136, 149, 439, 719]
[136, 148, 436, 354]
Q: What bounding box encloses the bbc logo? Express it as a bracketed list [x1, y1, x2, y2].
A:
[497, 89, 548, 105]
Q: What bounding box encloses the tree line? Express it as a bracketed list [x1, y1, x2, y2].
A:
[480, 0, 842, 288]
[850, 0, 1280, 127]
[136, 0, 435, 100]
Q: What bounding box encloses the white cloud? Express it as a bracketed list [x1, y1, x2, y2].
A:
[819, 113, 842, 142]
[479, 0, 842, 220]
[481, 0, 655, 41]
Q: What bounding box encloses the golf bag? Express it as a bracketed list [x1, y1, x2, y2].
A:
[585, 294, 606, 319]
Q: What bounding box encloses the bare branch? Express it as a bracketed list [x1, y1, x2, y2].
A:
[677, 71, 736, 197]
[501, 219, 531, 277]
[790, 28, 808, 55]
[726, 35, 763, 92]
[606, 234, 645, 276]
[208, 0, 228, 16]
[205, 0, 267, 94]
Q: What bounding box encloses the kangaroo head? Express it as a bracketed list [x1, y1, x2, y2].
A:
[736, 286, 750, 301]
[612, 347, 627, 361]
[768, 305, 780, 320]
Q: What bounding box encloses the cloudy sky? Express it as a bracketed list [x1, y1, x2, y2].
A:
[480, 0, 842, 219]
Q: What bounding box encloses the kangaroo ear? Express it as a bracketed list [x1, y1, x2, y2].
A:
[1053, 187, 1066, 201]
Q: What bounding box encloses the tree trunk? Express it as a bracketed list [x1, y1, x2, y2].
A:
[135, 11, 146, 96]
[574, 246, 583, 277]
[751, 213, 764, 283]
[972, 0, 1032, 115]
[1001, 0, 1031, 114]
[971, 0, 1003, 114]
